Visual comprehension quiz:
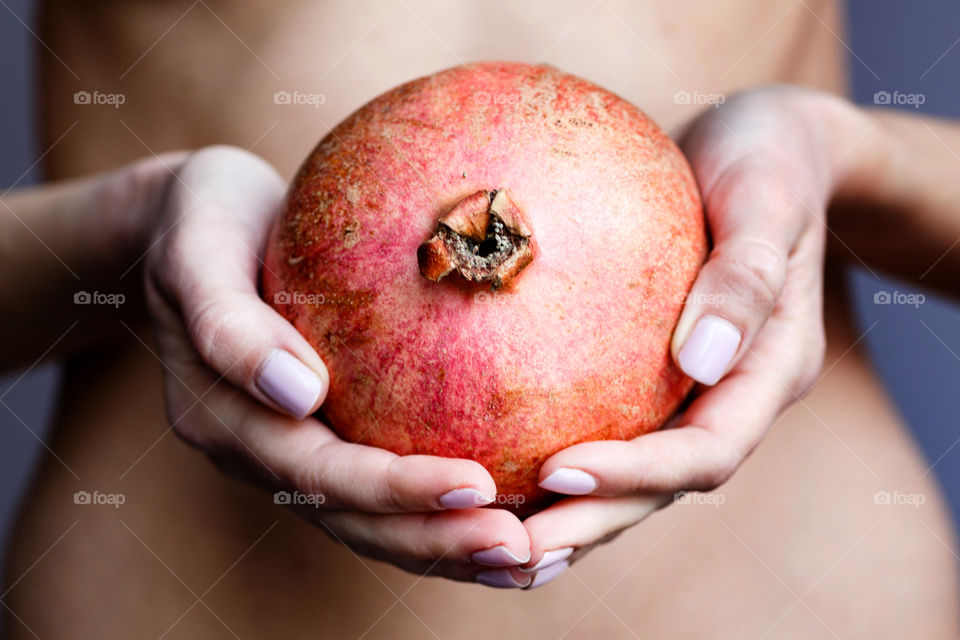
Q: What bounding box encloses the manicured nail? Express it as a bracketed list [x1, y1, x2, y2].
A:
[438, 488, 492, 509]
[255, 349, 325, 419]
[528, 560, 569, 589]
[539, 468, 597, 495]
[677, 315, 742, 386]
[519, 547, 574, 573]
[472, 545, 530, 567]
[476, 568, 531, 589]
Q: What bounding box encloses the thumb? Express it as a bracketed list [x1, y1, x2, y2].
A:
[150, 145, 328, 418]
[671, 158, 807, 385]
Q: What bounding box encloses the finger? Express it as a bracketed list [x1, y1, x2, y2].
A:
[538, 363, 792, 498]
[519, 495, 668, 583]
[148, 285, 499, 514]
[539, 247, 823, 500]
[203, 383, 501, 514]
[152, 145, 328, 419]
[673, 135, 812, 385]
[309, 508, 532, 584]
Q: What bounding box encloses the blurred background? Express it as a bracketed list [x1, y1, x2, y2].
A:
[2, 0, 960, 575]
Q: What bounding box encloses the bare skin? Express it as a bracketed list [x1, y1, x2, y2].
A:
[3, 1, 958, 638]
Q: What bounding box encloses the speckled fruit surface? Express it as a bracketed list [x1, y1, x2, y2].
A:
[263, 61, 707, 514]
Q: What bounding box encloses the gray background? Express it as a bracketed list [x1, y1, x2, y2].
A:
[2, 0, 960, 567]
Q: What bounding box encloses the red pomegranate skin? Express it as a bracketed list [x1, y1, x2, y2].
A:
[263, 62, 707, 513]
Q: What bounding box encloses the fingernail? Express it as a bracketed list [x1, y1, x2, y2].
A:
[539, 468, 598, 495]
[256, 349, 325, 419]
[677, 315, 742, 386]
[528, 560, 569, 589]
[519, 547, 574, 573]
[476, 568, 531, 589]
[472, 545, 530, 567]
[438, 488, 492, 509]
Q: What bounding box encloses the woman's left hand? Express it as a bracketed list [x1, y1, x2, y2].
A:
[516, 86, 872, 587]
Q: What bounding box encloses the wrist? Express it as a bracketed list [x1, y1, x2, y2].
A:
[789, 89, 892, 209]
[97, 152, 191, 264]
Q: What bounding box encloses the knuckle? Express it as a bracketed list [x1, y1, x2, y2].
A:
[717, 238, 786, 311]
[697, 437, 742, 491]
[186, 298, 242, 364]
[170, 419, 204, 450]
[169, 407, 215, 452]
[791, 327, 826, 399]
[418, 514, 453, 559]
[290, 443, 331, 497]
[290, 464, 319, 497]
[146, 229, 192, 299]
[380, 457, 411, 512]
[162, 385, 211, 451]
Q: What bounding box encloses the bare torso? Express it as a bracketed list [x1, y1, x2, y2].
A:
[5, 1, 957, 638]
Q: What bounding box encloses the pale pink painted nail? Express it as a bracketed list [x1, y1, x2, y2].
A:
[528, 560, 569, 589]
[476, 569, 531, 589]
[519, 547, 574, 573]
[539, 468, 597, 495]
[437, 488, 492, 509]
[471, 545, 530, 566]
[677, 315, 742, 385]
[255, 349, 325, 419]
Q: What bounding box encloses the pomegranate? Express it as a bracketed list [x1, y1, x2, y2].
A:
[263, 62, 707, 513]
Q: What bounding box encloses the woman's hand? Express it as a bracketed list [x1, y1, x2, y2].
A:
[517, 87, 873, 585]
[144, 146, 531, 584]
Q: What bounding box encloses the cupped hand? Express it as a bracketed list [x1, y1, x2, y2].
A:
[143, 146, 530, 584]
[517, 87, 870, 585]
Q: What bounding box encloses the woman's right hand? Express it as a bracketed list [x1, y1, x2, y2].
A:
[143, 146, 531, 585]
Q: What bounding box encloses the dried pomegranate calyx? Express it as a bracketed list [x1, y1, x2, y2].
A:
[417, 189, 533, 290]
